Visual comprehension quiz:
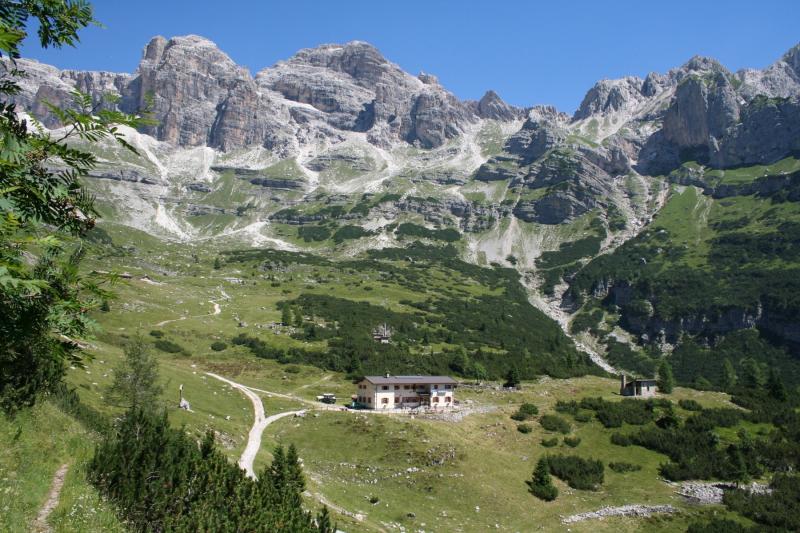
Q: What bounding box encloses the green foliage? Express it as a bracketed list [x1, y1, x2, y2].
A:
[332, 224, 372, 243]
[669, 331, 800, 390]
[569, 188, 800, 388]
[88, 408, 329, 531]
[569, 307, 603, 334]
[106, 334, 163, 410]
[563, 436, 581, 448]
[610, 407, 760, 481]
[153, 339, 185, 354]
[528, 458, 558, 501]
[149, 329, 164, 338]
[510, 403, 539, 421]
[210, 341, 227, 352]
[678, 399, 703, 411]
[657, 359, 675, 393]
[540, 437, 559, 447]
[608, 461, 642, 473]
[722, 474, 800, 530]
[298, 225, 331, 242]
[539, 414, 571, 434]
[545, 455, 604, 490]
[604, 340, 657, 377]
[395, 222, 460, 242]
[504, 367, 521, 388]
[516, 423, 532, 434]
[578, 397, 664, 428]
[0, 1, 150, 414]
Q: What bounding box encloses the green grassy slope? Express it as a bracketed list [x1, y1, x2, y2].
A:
[0, 402, 124, 532]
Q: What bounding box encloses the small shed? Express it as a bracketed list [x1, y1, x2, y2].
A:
[620, 374, 657, 397]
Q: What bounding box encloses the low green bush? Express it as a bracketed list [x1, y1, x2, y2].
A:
[609, 461, 642, 473]
[154, 339, 185, 354]
[540, 414, 571, 434]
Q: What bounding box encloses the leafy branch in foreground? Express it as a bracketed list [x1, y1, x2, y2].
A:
[0, 0, 152, 414]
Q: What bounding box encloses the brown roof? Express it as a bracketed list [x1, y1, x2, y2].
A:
[362, 375, 457, 385]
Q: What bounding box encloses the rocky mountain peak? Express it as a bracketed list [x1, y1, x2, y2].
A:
[573, 76, 647, 121]
[473, 90, 523, 121]
[680, 55, 726, 74]
[783, 43, 800, 76]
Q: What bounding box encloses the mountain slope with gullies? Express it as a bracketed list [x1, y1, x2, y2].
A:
[9, 37, 800, 383]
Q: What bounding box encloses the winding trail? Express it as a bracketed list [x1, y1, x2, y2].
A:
[31, 463, 69, 532]
[206, 372, 304, 479]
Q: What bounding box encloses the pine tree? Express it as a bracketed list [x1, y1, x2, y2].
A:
[107, 333, 163, 410]
[293, 307, 304, 328]
[767, 367, 788, 402]
[281, 306, 292, 327]
[286, 444, 306, 494]
[504, 366, 521, 388]
[213, 257, 222, 270]
[529, 458, 558, 501]
[740, 358, 765, 389]
[316, 506, 336, 533]
[722, 358, 737, 391]
[657, 359, 675, 394]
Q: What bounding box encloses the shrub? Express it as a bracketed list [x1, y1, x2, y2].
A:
[541, 438, 559, 447]
[609, 461, 642, 473]
[511, 403, 539, 421]
[210, 341, 227, 352]
[153, 339, 185, 354]
[517, 424, 533, 434]
[563, 436, 582, 448]
[284, 365, 301, 374]
[528, 458, 558, 501]
[578, 397, 661, 428]
[546, 455, 604, 490]
[149, 330, 165, 338]
[554, 400, 579, 415]
[574, 412, 592, 423]
[540, 414, 571, 434]
[679, 399, 704, 411]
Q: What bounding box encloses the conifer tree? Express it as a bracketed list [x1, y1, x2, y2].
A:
[504, 366, 521, 388]
[767, 367, 788, 402]
[282, 305, 292, 326]
[657, 359, 675, 394]
[529, 458, 558, 501]
[722, 358, 737, 391]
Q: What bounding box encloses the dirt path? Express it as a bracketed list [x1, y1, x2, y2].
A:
[31, 463, 69, 532]
[206, 372, 304, 479]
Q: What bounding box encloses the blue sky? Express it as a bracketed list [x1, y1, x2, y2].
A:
[22, 0, 800, 112]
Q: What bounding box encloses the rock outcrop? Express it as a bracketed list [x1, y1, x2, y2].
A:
[11, 36, 519, 154]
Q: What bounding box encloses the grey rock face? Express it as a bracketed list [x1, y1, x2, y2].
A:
[471, 90, 524, 121]
[513, 149, 613, 224]
[257, 41, 479, 149]
[505, 109, 568, 164]
[124, 35, 256, 147]
[11, 36, 513, 154]
[573, 76, 648, 120]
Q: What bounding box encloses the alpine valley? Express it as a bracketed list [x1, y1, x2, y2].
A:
[5, 27, 800, 532]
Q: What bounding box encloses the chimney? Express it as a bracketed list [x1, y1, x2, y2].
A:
[620, 374, 627, 394]
[385, 372, 390, 378]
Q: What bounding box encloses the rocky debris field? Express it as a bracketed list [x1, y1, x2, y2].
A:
[562, 504, 677, 523]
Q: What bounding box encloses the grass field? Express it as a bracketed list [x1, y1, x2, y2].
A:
[46, 229, 762, 531]
[0, 402, 124, 532]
